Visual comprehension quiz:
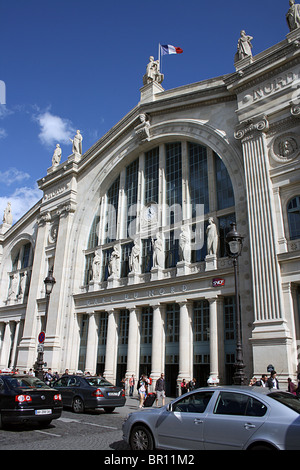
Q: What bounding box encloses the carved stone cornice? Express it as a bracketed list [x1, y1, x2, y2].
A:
[234, 115, 269, 142]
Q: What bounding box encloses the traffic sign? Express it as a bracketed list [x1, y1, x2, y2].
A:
[38, 331, 45, 343]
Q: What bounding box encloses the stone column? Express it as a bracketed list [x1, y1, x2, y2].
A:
[104, 309, 119, 384]
[151, 304, 165, 385]
[84, 312, 98, 375]
[0, 321, 12, 369]
[126, 307, 141, 389]
[10, 320, 21, 370]
[177, 301, 193, 389]
[235, 115, 292, 375]
[208, 298, 219, 385]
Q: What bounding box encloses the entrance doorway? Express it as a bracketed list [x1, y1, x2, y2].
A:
[193, 364, 210, 387]
[165, 364, 179, 397]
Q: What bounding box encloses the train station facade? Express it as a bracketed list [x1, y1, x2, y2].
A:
[1, 21, 300, 395]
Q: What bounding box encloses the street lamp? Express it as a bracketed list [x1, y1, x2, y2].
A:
[35, 267, 56, 380]
[226, 223, 246, 385]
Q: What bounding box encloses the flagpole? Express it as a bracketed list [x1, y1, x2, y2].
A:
[158, 43, 162, 74]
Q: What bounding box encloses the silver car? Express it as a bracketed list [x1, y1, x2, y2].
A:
[123, 386, 300, 450]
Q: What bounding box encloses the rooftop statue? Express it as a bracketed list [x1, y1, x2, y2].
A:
[234, 30, 253, 62]
[70, 129, 82, 156]
[286, 0, 300, 31]
[3, 202, 12, 225]
[52, 144, 62, 167]
[143, 56, 164, 86]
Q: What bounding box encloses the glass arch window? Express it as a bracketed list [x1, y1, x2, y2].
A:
[287, 196, 300, 240]
[84, 141, 236, 285]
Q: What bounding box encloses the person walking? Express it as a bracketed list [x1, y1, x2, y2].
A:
[267, 370, 279, 390]
[181, 378, 188, 395]
[129, 375, 135, 396]
[138, 375, 147, 408]
[155, 373, 166, 407]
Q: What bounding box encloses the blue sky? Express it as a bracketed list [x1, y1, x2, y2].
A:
[0, 0, 289, 223]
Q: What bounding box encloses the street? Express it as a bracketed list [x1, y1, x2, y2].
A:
[0, 398, 141, 450]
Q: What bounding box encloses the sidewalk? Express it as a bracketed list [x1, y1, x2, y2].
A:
[118, 395, 174, 418]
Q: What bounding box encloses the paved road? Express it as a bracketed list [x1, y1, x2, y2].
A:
[0, 396, 173, 451]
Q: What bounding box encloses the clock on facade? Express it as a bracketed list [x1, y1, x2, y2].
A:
[143, 202, 158, 223]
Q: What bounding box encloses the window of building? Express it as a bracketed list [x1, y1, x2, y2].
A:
[189, 142, 209, 216]
[194, 300, 210, 342]
[215, 153, 235, 210]
[105, 176, 120, 243]
[119, 309, 129, 345]
[141, 238, 153, 273]
[120, 242, 133, 278]
[78, 314, 89, 372]
[125, 159, 139, 237]
[141, 307, 153, 344]
[166, 142, 182, 225]
[166, 304, 179, 343]
[145, 147, 159, 204]
[287, 196, 300, 240]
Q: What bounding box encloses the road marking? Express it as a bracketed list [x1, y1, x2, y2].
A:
[58, 416, 117, 430]
[35, 430, 61, 437]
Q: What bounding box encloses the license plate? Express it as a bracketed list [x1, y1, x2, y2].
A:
[108, 392, 119, 396]
[35, 409, 52, 415]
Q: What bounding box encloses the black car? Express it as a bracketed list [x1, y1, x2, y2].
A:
[52, 374, 126, 413]
[0, 374, 62, 428]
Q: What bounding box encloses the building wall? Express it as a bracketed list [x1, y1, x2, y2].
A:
[0, 29, 300, 392]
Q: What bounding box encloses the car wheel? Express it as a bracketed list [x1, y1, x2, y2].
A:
[130, 425, 154, 450]
[72, 396, 84, 413]
[104, 407, 115, 413]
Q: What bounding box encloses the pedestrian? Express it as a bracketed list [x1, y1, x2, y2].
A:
[44, 368, 53, 385]
[181, 378, 188, 395]
[249, 377, 257, 386]
[129, 375, 135, 396]
[188, 378, 196, 391]
[155, 373, 166, 407]
[287, 377, 297, 395]
[138, 375, 147, 408]
[255, 374, 268, 386]
[267, 370, 279, 390]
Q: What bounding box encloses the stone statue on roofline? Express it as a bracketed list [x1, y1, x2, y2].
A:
[70, 129, 83, 156]
[52, 144, 62, 167]
[234, 30, 253, 63]
[143, 56, 164, 85]
[3, 202, 12, 225]
[286, 0, 300, 31]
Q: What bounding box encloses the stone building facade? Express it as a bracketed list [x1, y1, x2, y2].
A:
[0, 20, 300, 395]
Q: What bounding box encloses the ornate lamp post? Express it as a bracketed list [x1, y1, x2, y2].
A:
[226, 223, 246, 385]
[35, 268, 56, 380]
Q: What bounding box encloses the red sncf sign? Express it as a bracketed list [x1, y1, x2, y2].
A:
[212, 278, 225, 287]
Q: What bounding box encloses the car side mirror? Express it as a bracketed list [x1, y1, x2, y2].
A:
[167, 403, 173, 412]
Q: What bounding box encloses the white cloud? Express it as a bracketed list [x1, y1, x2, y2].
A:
[0, 128, 7, 139]
[0, 185, 42, 224]
[36, 111, 75, 147]
[0, 168, 30, 186]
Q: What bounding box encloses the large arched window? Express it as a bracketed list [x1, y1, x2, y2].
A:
[83, 141, 235, 285]
[287, 196, 300, 240]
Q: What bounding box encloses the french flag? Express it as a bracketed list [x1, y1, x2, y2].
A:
[161, 44, 183, 55]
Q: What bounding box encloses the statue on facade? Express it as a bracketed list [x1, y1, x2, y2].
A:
[52, 144, 62, 167]
[206, 217, 219, 256]
[286, 0, 300, 31]
[134, 114, 151, 142]
[8, 273, 18, 299]
[3, 202, 13, 225]
[129, 239, 140, 273]
[152, 232, 164, 269]
[234, 30, 253, 62]
[19, 271, 28, 298]
[70, 130, 82, 156]
[143, 56, 164, 85]
[179, 225, 191, 263]
[92, 250, 101, 282]
[108, 245, 120, 277]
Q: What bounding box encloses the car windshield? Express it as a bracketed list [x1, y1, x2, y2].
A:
[5, 376, 51, 389]
[85, 377, 114, 387]
[268, 392, 300, 414]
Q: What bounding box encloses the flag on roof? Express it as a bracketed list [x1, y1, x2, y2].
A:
[160, 44, 183, 55]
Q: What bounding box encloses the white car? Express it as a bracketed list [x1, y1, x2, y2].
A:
[123, 386, 300, 450]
